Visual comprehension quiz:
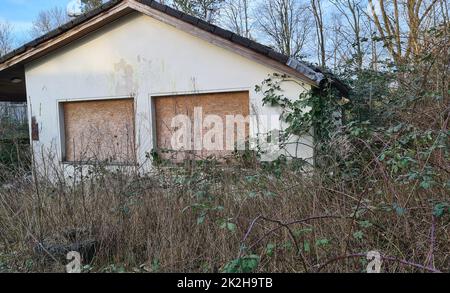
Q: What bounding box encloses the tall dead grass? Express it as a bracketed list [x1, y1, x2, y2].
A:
[0, 149, 448, 273]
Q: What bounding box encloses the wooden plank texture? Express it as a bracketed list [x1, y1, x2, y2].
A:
[154, 91, 249, 161]
[63, 98, 135, 163]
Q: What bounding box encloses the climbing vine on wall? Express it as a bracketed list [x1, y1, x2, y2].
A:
[255, 73, 347, 168]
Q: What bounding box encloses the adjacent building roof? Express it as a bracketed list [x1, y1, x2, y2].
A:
[0, 0, 349, 102]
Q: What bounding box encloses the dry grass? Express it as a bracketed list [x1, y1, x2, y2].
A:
[0, 151, 448, 273]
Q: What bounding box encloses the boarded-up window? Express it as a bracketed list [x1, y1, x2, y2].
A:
[63, 99, 135, 164]
[154, 91, 249, 161]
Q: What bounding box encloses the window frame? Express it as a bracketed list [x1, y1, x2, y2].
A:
[57, 95, 137, 166]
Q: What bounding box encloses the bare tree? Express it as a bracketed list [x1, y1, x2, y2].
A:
[0, 21, 14, 57]
[221, 0, 253, 38]
[81, 0, 103, 12]
[330, 0, 368, 70]
[172, 0, 225, 22]
[328, 18, 348, 71]
[31, 6, 69, 38]
[367, 0, 442, 65]
[310, 0, 326, 67]
[257, 0, 313, 59]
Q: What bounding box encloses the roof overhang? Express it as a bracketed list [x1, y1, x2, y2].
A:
[0, 64, 26, 102]
[0, 0, 349, 102]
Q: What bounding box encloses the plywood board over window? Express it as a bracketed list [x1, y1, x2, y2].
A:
[154, 91, 250, 162]
[62, 98, 136, 164]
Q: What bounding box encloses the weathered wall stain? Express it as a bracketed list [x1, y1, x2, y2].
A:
[114, 58, 136, 94]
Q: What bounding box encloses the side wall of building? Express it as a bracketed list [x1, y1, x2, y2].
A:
[25, 12, 313, 176]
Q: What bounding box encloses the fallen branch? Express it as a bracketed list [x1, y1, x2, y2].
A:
[245, 215, 350, 252]
[239, 215, 352, 272]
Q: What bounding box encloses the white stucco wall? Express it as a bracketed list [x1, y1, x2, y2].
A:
[25, 12, 313, 175]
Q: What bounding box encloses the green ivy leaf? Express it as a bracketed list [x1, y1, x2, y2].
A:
[266, 243, 276, 257]
[315, 239, 330, 247]
[247, 191, 258, 198]
[359, 220, 373, 228]
[219, 219, 237, 233]
[353, 230, 364, 240]
[303, 241, 310, 253]
[222, 255, 260, 273]
[263, 191, 277, 198]
[420, 180, 432, 190]
[226, 222, 237, 233]
[293, 228, 313, 237]
[197, 214, 206, 225]
[393, 204, 406, 216]
[433, 203, 449, 218]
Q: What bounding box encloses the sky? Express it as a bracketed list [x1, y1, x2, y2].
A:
[0, 0, 70, 45]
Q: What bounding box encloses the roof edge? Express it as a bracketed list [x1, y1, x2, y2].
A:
[0, 0, 123, 64]
[0, 0, 349, 95]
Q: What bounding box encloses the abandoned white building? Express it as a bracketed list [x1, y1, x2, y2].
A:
[0, 0, 348, 174]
